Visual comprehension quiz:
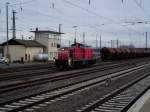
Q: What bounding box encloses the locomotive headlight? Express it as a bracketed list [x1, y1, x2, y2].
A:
[68, 58, 72, 66]
[53, 57, 56, 62]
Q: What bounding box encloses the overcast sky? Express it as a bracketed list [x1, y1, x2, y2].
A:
[0, 0, 150, 47]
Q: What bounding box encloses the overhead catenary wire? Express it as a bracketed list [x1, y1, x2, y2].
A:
[133, 0, 150, 19]
[11, 0, 40, 6]
[0, 0, 148, 47]
[62, 0, 141, 34]
[0, 0, 72, 41]
[1, 0, 141, 35]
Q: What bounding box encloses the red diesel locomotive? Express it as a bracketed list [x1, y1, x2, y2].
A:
[55, 42, 96, 68]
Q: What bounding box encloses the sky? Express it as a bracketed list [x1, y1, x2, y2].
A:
[0, 0, 150, 47]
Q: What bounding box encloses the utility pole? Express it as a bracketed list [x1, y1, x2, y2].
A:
[74, 38, 76, 44]
[89, 0, 91, 5]
[83, 32, 85, 45]
[100, 34, 101, 49]
[21, 35, 24, 40]
[146, 32, 148, 49]
[75, 29, 77, 43]
[6, 2, 9, 60]
[12, 10, 16, 39]
[113, 40, 114, 48]
[99, 34, 101, 57]
[111, 40, 113, 48]
[58, 24, 62, 47]
[72, 26, 77, 44]
[117, 39, 119, 48]
[69, 40, 71, 47]
[96, 34, 98, 49]
[113, 40, 115, 48]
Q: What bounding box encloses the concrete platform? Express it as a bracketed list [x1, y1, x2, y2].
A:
[128, 89, 150, 112]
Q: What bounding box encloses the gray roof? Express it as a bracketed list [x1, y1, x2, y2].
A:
[1, 39, 45, 48]
[31, 30, 64, 34]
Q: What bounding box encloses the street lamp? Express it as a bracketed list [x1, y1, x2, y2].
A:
[6, 2, 10, 63]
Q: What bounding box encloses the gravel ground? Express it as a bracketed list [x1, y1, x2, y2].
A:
[0, 60, 149, 104]
[0, 64, 134, 104]
[0, 59, 150, 111]
[0, 61, 126, 87]
[32, 67, 150, 112]
[0, 58, 146, 87]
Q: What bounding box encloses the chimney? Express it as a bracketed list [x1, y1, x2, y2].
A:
[59, 24, 61, 33]
[36, 27, 38, 31]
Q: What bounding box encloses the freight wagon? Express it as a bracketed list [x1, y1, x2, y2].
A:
[100, 47, 150, 60]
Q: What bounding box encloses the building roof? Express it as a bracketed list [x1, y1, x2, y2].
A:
[1, 38, 45, 48]
[31, 30, 64, 34]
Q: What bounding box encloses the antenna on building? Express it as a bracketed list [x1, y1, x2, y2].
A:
[12, 10, 17, 39]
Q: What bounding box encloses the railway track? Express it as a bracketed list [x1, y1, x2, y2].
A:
[0, 62, 150, 112]
[0, 58, 149, 82]
[0, 59, 147, 93]
[77, 67, 150, 112]
[0, 61, 111, 81]
[0, 63, 53, 74]
[0, 57, 149, 80]
[0, 68, 57, 81]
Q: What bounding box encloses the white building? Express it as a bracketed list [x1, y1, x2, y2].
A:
[31, 28, 63, 60]
[1, 38, 45, 62]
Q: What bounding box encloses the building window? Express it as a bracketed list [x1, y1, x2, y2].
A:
[55, 52, 58, 57]
[49, 52, 53, 58]
[57, 44, 60, 48]
[51, 42, 57, 47]
[53, 35, 58, 39]
[49, 35, 52, 38]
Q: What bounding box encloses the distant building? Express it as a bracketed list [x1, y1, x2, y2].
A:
[120, 44, 135, 48]
[31, 28, 64, 60]
[1, 38, 45, 62]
